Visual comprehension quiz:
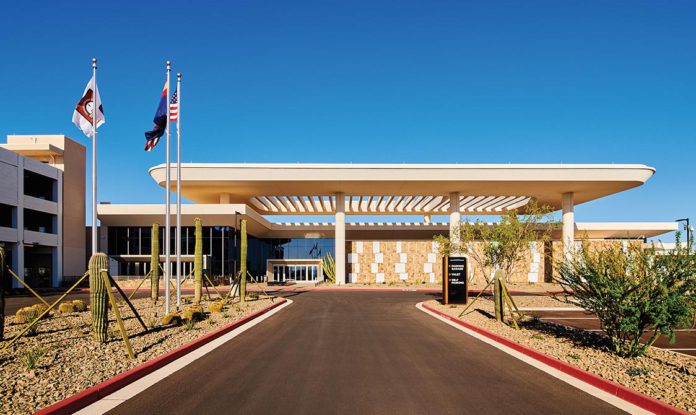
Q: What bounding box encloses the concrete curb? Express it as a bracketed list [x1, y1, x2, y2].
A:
[421, 303, 689, 415]
[68, 286, 566, 296]
[34, 298, 288, 415]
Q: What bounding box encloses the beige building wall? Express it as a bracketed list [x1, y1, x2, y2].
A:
[345, 238, 646, 285]
[4, 135, 86, 279]
[347, 240, 443, 284]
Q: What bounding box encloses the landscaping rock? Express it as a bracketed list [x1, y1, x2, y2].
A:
[427, 299, 696, 413]
[0, 297, 275, 414]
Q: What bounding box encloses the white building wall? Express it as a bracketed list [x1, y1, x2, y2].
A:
[0, 146, 63, 287]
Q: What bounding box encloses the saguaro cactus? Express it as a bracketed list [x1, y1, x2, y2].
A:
[150, 223, 160, 302]
[89, 253, 109, 342]
[0, 246, 6, 340]
[194, 217, 203, 303]
[240, 219, 248, 303]
[493, 269, 505, 322]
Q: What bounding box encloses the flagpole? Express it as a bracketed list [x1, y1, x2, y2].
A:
[91, 58, 98, 255]
[175, 72, 182, 307]
[164, 61, 171, 313]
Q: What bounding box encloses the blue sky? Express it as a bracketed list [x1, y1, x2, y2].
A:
[1, 1, 694, 237]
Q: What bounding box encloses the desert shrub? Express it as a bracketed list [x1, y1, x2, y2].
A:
[23, 347, 45, 370]
[146, 315, 158, 329]
[626, 367, 650, 377]
[183, 318, 196, 331]
[556, 238, 696, 358]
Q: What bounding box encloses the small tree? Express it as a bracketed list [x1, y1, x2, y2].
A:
[435, 201, 556, 322]
[556, 237, 696, 358]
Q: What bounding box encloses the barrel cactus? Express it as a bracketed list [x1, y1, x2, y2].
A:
[162, 312, 182, 326]
[59, 302, 76, 313]
[208, 301, 224, 313]
[194, 217, 203, 303]
[14, 304, 48, 324]
[0, 246, 5, 340]
[151, 223, 160, 302]
[240, 219, 247, 303]
[72, 299, 88, 312]
[89, 253, 109, 342]
[183, 305, 204, 321]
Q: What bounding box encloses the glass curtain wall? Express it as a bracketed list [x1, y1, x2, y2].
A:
[107, 227, 335, 279]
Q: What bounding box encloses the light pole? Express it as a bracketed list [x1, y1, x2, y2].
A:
[676, 218, 691, 248]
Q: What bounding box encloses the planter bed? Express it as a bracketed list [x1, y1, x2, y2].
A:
[425, 299, 695, 413]
[0, 296, 276, 414]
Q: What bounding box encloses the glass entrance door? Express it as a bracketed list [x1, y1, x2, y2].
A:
[272, 264, 320, 282]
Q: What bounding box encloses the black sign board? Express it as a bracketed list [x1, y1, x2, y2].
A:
[443, 256, 468, 304]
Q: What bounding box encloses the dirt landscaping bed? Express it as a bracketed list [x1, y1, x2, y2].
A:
[425, 299, 696, 413]
[0, 296, 277, 415]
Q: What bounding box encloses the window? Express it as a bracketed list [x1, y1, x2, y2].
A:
[23, 209, 55, 233]
[269, 238, 334, 260]
[24, 170, 56, 201]
[0, 204, 14, 228]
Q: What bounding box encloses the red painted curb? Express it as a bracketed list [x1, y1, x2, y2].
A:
[34, 298, 288, 415]
[422, 303, 690, 415]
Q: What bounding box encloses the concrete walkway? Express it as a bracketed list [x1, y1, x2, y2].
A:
[103, 291, 626, 415]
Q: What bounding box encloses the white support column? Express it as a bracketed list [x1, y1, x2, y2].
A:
[335, 192, 346, 285]
[449, 192, 461, 253]
[562, 192, 575, 260]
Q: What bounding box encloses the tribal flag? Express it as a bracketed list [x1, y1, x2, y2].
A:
[144, 81, 168, 151]
[169, 89, 178, 122]
[72, 75, 105, 138]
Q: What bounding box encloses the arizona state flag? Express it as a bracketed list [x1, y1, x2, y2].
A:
[144, 81, 168, 151]
[72, 75, 105, 138]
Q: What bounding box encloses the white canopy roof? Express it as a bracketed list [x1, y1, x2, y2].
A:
[148, 163, 655, 215]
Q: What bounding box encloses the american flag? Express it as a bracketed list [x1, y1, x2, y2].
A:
[169, 89, 179, 122]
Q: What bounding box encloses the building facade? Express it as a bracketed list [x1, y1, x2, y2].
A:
[3, 136, 677, 288]
[98, 163, 677, 285]
[0, 135, 86, 288]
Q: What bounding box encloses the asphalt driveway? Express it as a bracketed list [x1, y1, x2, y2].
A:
[102, 291, 626, 415]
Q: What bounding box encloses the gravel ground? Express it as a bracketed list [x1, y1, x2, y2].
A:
[426, 299, 696, 412]
[504, 292, 575, 308]
[0, 296, 276, 414]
